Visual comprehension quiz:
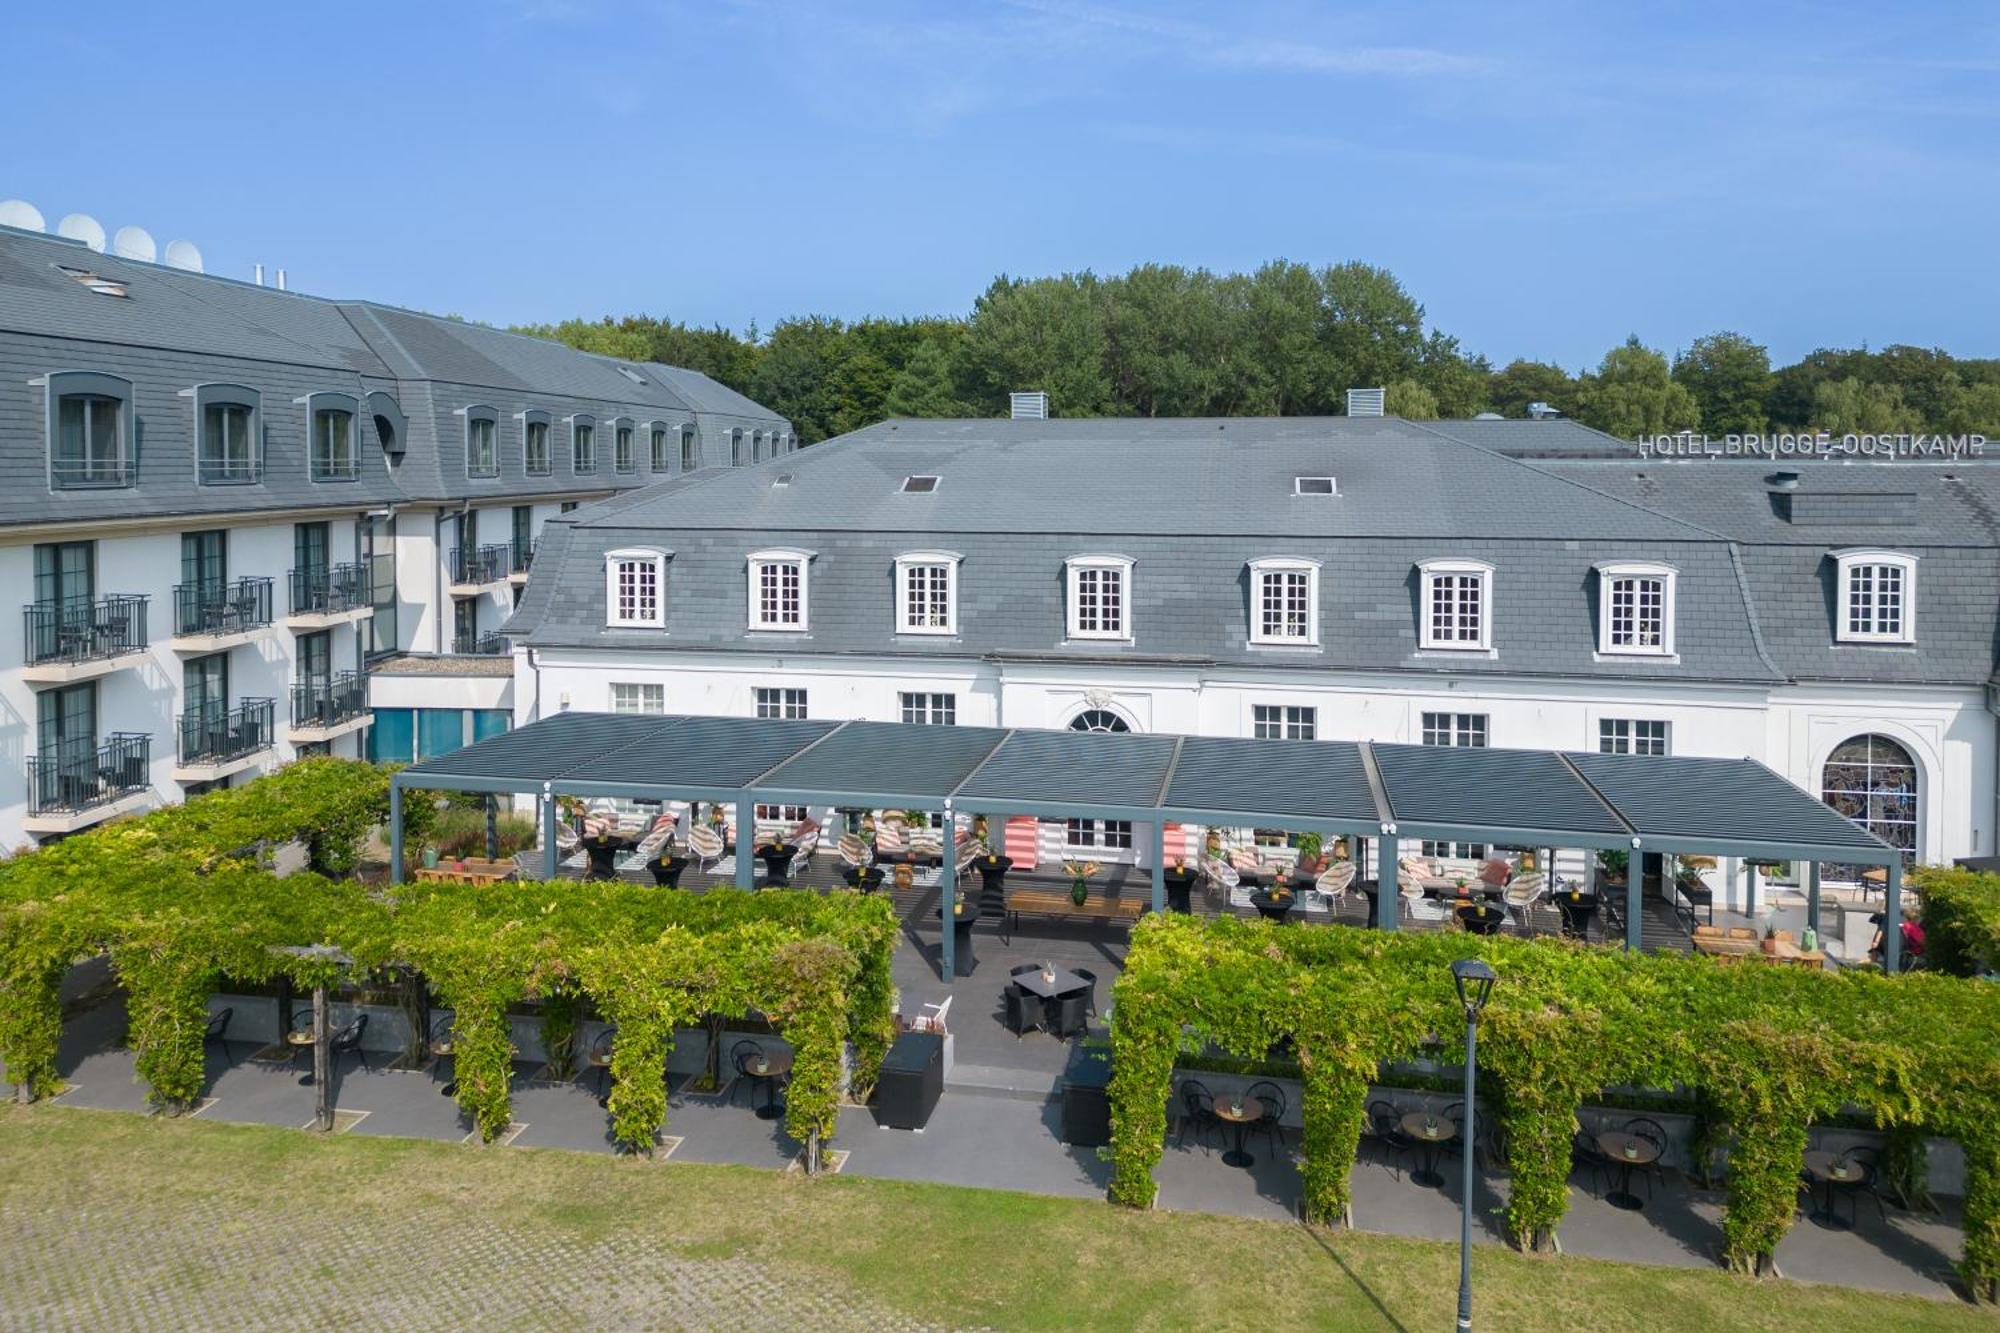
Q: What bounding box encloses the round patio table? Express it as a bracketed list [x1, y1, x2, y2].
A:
[647, 854, 689, 888]
[755, 842, 795, 887]
[1162, 867, 1200, 914]
[1248, 889, 1296, 922]
[1803, 1150, 1868, 1230]
[937, 898, 977, 977]
[1213, 1095, 1266, 1168]
[286, 1024, 318, 1085]
[1597, 1131, 1661, 1211]
[1555, 892, 1599, 939]
[973, 854, 1013, 892]
[745, 1048, 795, 1120]
[843, 865, 886, 893]
[1457, 903, 1504, 936]
[1401, 1110, 1457, 1188]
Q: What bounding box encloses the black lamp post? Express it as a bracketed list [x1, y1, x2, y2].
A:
[1450, 956, 1497, 1333]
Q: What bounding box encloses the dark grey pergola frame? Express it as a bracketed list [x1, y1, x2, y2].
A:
[389, 713, 1909, 977]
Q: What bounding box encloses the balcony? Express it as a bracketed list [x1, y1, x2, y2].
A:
[288, 670, 371, 743]
[509, 538, 537, 583]
[447, 543, 512, 594]
[174, 698, 276, 782]
[285, 563, 373, 629]
[169, 577, 275, 651]
[450, 629, 507, 656]
[24, 733, 153, 834]
[22, 595, 150, 684]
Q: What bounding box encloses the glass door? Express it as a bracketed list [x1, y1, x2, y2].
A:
[183, 653, 229, 759]
[31, 541, 94, 660]
[35, 682, 96, 807]
[180, 530, 227, 634]
[359, 512, 398, 658]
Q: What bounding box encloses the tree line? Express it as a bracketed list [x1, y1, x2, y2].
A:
[516, 261, 2000, 444]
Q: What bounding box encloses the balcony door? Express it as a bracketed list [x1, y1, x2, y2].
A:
[359, 512, 397, 659]
[36, 682, 96, 771]
[298, 629, 332, 688]
[31, 541, 95, 661]
[182, 530, 227, 595]
[183, 654, 229, 756]
[294, 521, 329, 581]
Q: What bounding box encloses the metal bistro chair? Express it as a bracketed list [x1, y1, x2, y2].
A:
[1176, 1079, 1224, 1153]
[1623, 1116, 1669, 1201]
[1243, 1079, 1287, 1155]
[1831, 1144, 1889, 1224]
[1572, 1119, 1614, 1197]
[586, 1027, 617, 1100]
[204, 1006, 234, 1062]
[329, 1014, 371, 1075]
[731, 1038, 773, 1108]
[1367, 1098, 1416, 1178]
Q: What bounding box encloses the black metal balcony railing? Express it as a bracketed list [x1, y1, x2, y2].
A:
[196, 451, 263, 486]
[290, 671, 367, 731]
[177, 698, 276, 768]
[24, 595, 149, 666]
[451, 630, 506, 656]
[172, 577, 274, 638]
[287, 563, 368, 617]
[27, 733, 150, 817]
[448, 544, 510, 585]
[510, 538, 537, 575]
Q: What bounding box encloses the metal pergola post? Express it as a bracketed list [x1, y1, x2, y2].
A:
[939, 799, 958, 979]
[1377, 831, 1399, 929]
[735, 795, 756, 889]
[1883, 858, 1903, 973]
[1625, 852, 1643, 952]
[541, 782, 558, 879]
[388, 781, 405, 885]
[1806, 861, 1821, 935]
[1149, 820, 1166, 914]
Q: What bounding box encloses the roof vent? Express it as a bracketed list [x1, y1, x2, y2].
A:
[1294, 476, 1337, 495]
[772, 473, 793, 488]
[1766, 471, 1801, 491]
[1009, 391, 1048, 420]
[55, 264, 129, 298]
[1345, 387, 1385, 417]
[616, 365, 647, 385]
[1526, 401, 1562, 420]
[900, 475, 940, 493]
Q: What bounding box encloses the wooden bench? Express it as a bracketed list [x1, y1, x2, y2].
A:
[414, 856, 515, 886]
[1003, 888, 1147, 939]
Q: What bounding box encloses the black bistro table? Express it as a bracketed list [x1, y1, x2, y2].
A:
[843, 864, 886, 893]
[1457, 903, 1505, 936]
[582, 833, 639, 881]
[1162, 866, 1200, 914]
[1401, 1110, 1457, 1188]
[646, 854, 689, 888]
[755, 842, 797, 887]
[744, 1048, 795, 1120]
[1597, 1131, 1661, 1211]
[1554, 890, 1600, 939]
[1248, 888, 1297, 922]
[1803, 1150, 1869, 1230]
[1214, 1094, 1267, 1169]
[937, 897, 978, 977]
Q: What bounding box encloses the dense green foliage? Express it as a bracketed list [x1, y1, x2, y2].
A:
[518, 260, 2000, 442]
[0, 762, 898, 1169]
[1913, 866, 2000, 978]
[1109, 915, 2000, 1295]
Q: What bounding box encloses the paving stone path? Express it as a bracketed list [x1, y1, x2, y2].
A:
[0, 1192, 957, 1331]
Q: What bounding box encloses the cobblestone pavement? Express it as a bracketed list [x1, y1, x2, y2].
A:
[0, 1192, 957, 1332]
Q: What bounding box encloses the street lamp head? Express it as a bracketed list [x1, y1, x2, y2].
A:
[1451, 956, 1497, 1017]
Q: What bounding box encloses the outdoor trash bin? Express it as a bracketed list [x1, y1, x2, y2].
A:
[872, 1031, 944, 1130]
[1060, 1043, 1113, 1146]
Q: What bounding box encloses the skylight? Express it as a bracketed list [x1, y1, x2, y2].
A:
[616, 365, 647, 384]
[900, 475, 940, 493]
[56, 264, 128, 298]
[773, 474, 794, 487]
[1294, 476, 1336, 495]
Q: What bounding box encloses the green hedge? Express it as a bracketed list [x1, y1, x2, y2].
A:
[1109, 914, 2000, 1297]
[1913, 866, 2000, 977]
[0, 762, 898, 1170]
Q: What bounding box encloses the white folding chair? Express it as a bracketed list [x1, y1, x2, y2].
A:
[1315, 860, 1357, 911]
[1502, 872, 1548, 932]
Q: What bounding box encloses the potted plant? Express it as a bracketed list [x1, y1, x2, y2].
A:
[1062, 858, 1099, 907]
[1597, 849, 1629, 887]
[1293, 832, 1324, 876]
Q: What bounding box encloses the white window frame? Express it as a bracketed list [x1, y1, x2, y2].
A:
[747, 547, 812, 632]
[1251, 703, 1317, 741]
[610, 682, 665, 715]
[899, 691, 957, 725]
[1834, 549, 1917, 644]
[1595, 561, 1676, 657]
[1417, 558, 1493, 651]
[894, 550, 961, 636]
[1247, 556, 1320, 646]
[1065, 554, 1134, 642]
[1598, 717, 1670, 756]
[604, 546, 669, 629]
[754, 686, 808, 719]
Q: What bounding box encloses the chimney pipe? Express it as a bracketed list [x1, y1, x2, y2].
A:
[253, 263, 264, 286]
[1009, 391, 1048, 421]
[276, 268, 287, 291]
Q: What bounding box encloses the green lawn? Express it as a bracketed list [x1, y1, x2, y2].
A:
[0, 1106, 1988, 1331]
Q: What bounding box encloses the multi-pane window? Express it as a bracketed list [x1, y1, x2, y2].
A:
[680, 426, 698, 471]
[1419, 560, 1491, 649]
[199, 396, 259, 484]
[610, 682, 665, 715]
[614, 425, 635, 473]
[1065, 818, 1133, 850]
[896, 554, 958, 634]
[1837, 553, 1916, 643]
[604, 549, 666, 628]
[748, 551, 808, 630]
[53, 392, 129, 488]
[1599, 718, 1669, 756]
[650, 427, 669, 472]
[1067, 556, 1132, 639]
[572, 420, 596, 473]
[1597, 563, 1673, 655]
[524, 419, 551, 475]
[1821, 733, 1918, 871]
[1249, 558, 1318, 644]
[754, 687, 808, 719]
[1252, 704, 1316, 741]
[311, 407, 356, 481]
[900, 692, 957, 725]
[466, 414, 498, 478]
[1421, 712, 1488, 748]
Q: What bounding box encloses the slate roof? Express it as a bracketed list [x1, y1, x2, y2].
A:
[512, 415, 2000, 688]
[0, 225, 788, 526]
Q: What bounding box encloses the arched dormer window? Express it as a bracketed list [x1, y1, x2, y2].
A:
[183, 382, 262, 485]
[604, 546, 670, 628]
[679, 424, 698, 471]
[1417, 558, 1493, 651]
[520, 409, 552, 475]
[1595, 560, 1676, 656]
[608, 415, 636, 474]
[568, 413, 597, 474]
[300, 390, 360, 482]
[646, 421, 671, 472]
[460, 404, 499, 479]
[38, 370, 135, 489]
[1833, 549, 1917, 644]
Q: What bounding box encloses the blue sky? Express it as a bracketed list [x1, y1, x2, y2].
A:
[5, 1, 1996, 368]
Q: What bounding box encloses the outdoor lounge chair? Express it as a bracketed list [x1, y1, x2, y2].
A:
[872, 823, 909, 862]
[618, 813, 680, 873]
[687, 825, 725, 874]
[1397, 855, 1438, 884]
[838, 833, 872, 870]
[1315, 860, 1357, 910]
[1502, 872, 1547, 932]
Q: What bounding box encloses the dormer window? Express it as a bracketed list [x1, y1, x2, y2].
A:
[1066, 555, 1133, 641]
[648, 423, 670, 472]
[1248, 556, 1320, 646]
[895, 551, 961, 635]
[1835, 550, 1917, 644]
[570, 414, 597, 474]
[731, 429, 747, 466]
[611, 419, 636, 474]
[680, 426, 698, 471]
[463, 405, 499, 479]
[521, 410, 551, 475]
[303, 391, 360, 482]
[185, 382, 262, 485]
[747, 548, 812, 631]
[40, 371, 135, 490]
[605, 547, 669, 628]
[1418, 558, 1492, 651]
[1596, 561, 1676, 656]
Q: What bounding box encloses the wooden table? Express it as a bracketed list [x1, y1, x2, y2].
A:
[1596, 1131, 1661, 1211]
[744, 1049, 794, 1120]
[414, 860, 514, 886]
[1803, 1150, 1868, 1230]
[1213, 1095, 1266, 1168]
[1401, 1110, 1457, 1187]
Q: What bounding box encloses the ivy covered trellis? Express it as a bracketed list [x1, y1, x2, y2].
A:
[1109, 914, 2000, 1300]
[0, 760, 897, 1172]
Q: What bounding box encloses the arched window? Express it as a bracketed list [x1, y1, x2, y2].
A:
[1068, 708, 1130, 734]
[1821, 734, 1918, 868]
